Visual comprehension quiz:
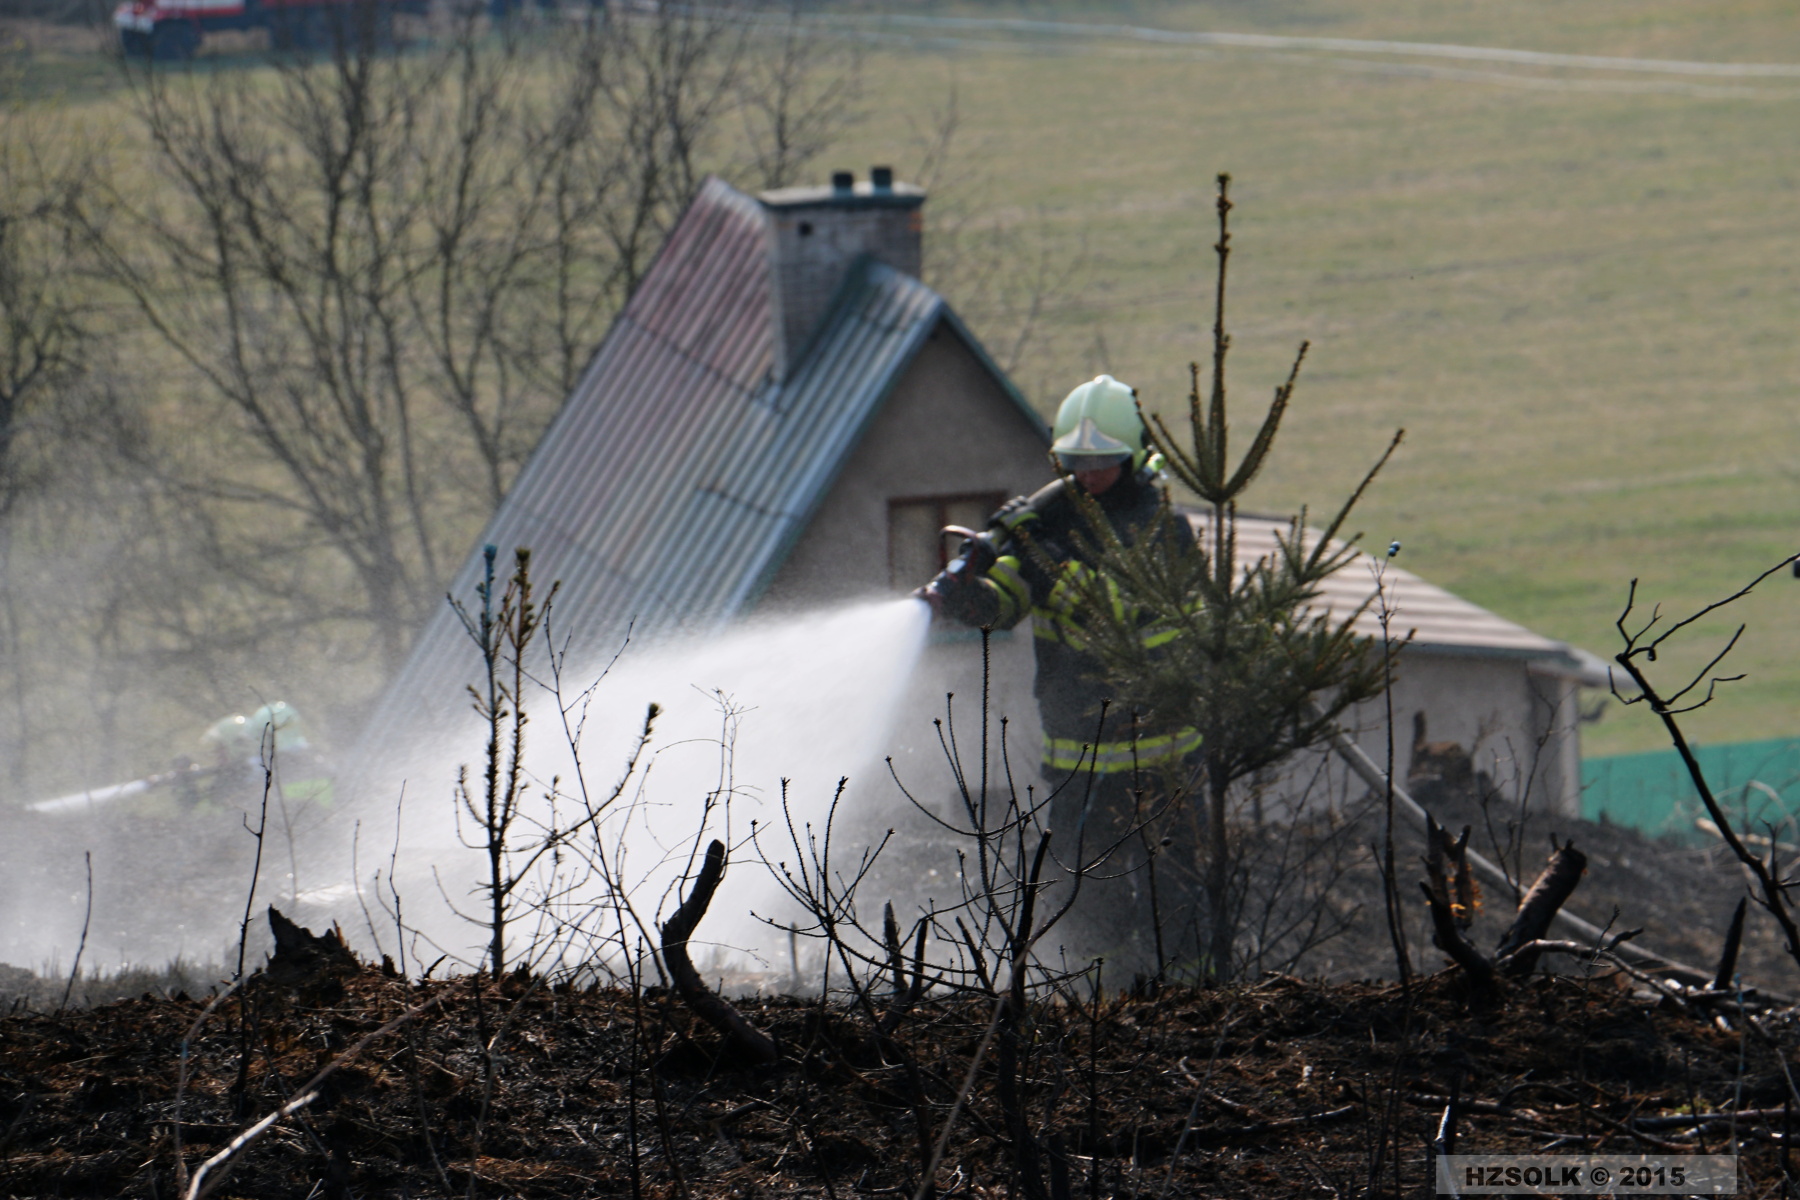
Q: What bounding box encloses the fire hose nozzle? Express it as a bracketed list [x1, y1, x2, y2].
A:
[942, 524, 999, 576]
[918, 524, 1001, 614]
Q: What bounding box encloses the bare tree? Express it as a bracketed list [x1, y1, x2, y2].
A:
[0, 90, 137, 794]
[904, 82, 1086, 394]
[79, 7, 856, 678]
[0, 97, 97, 515]
[732, 6, 865, 190]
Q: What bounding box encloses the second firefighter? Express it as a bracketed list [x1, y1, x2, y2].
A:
[918, 374, 1198, 827]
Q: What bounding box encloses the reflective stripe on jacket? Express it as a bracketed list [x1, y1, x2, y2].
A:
[1043, 726, 1204, 775]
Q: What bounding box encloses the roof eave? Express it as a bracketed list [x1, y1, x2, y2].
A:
[1402, 639, 1580, 667]
[734, 265, 950, 614]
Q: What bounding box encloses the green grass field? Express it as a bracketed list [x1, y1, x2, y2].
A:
[9, 0, 1799, 757]
[820, 1, 1800, 755]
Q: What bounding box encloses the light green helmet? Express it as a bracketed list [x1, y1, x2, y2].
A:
[201, 713, 257, 759]
[1051, 375, 1145, 470]
[201, 701, 310, 759]
[249, 701, 311, 754]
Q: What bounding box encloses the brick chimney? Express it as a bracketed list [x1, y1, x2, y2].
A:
[761, 166, 925, 379]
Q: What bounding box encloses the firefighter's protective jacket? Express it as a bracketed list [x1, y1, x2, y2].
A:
[940, 467, 1200, 777]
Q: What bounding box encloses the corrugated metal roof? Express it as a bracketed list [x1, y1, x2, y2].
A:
[355, 177, 1019, 762]
[353, 171, 1604, 784]
[1192, 511, 1603, 679]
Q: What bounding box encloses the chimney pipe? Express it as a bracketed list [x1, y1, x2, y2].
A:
[760, 170, 926, 379]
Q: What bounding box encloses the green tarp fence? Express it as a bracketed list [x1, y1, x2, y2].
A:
[1582, 737, 1800, 844]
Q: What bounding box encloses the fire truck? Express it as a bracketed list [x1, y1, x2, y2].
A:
[114, 0, 428, 59]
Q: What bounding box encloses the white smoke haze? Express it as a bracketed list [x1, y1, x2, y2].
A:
[0, 599, 934, 982]
[361, 596, 934, 977]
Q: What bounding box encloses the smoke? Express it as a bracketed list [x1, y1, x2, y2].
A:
[322, 597, 938, 977]
[0, 598, 937, 981]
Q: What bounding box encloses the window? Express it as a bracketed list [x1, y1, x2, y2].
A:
[888, 492, 1006, 590]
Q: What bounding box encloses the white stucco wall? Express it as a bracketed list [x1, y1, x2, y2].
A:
[758, 323, 1050, 608]
[755, 320, 1053, 813]
[1331, 648, 1582, 817]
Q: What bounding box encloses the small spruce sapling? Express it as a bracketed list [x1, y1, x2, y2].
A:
[1059, 174, 1403, 981]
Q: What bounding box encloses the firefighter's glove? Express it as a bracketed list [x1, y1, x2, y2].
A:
[960, 532, 999, 580]
[919, 564, 986, 625]
[944, 568, 997, 626]
[917, 566, 966, 617]
[992, 494, 1035, 534]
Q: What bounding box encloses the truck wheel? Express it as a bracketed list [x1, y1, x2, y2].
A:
[119, 29, 153, 56]
[150, 21, 199, 59]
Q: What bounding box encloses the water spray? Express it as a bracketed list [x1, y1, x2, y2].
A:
[1, 598, 939, 977]
[343, 596, 938, 976]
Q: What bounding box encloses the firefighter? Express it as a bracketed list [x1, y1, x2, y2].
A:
[200, 701, 335, 811]
[917, 374, 1198, 833]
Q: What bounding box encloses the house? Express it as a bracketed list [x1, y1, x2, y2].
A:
[351, 168, 1607, 822]
[1205, 516, 1610, 817]
[351, 169, 1052, 794]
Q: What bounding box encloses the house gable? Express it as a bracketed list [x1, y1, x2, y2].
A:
[351, 176, 1035, 772]
[762, 316, 1050, 608]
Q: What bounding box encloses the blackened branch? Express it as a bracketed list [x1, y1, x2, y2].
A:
[1663, 624, 1748, 709]
[1494, 841, 1588, 977]
[662, 840, 781, 1067]
[1418, 882, 1496, 992]
[1642, 556, 1798, 655]
[1609, 566, 1800, 972]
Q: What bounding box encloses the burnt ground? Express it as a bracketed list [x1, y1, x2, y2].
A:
[1203, 787, 1800, 1000]
[5, 739, 1800, 1196]
[858, 759, 1800, 1003]
[3, 943, 1799, 1199]
[1330, 765, 1800, 995]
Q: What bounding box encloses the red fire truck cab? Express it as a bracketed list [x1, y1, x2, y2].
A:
[115, 0, 427, 59]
